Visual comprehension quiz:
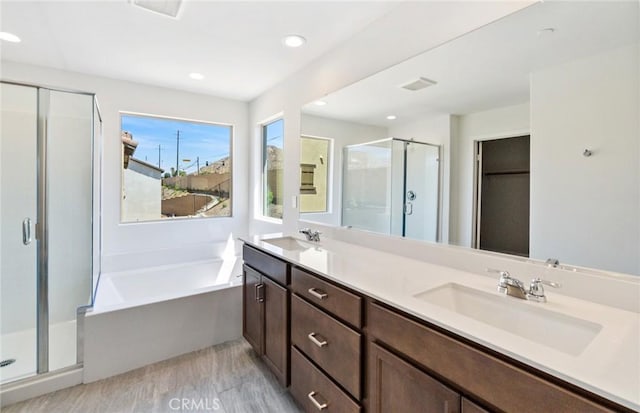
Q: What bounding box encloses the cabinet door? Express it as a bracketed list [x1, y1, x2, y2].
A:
[243, 265, 263, 354]
[369, 342, 460, 413]
[263, 275, 289, 386]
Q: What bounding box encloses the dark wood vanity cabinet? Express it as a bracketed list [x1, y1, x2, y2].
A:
[367, 302, 619, 413]
[242, 265, 263, 354]
[289, 267, 364, 411]
[242, 245, 289, 386]
[368, 342, 461, 413]
[242, 243, 630, 413]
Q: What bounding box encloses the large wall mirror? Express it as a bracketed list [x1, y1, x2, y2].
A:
[299, 1, 639, 276]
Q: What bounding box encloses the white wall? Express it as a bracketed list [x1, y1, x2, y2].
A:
[388, 113, 452, 243]
[449, 102, 530, 247]
[530, 44, 639, 275]
[1, 61, 250, 272]
[248, 1, 534, 237]
[300, 113, 387, 226]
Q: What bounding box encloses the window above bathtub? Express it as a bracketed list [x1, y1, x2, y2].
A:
[120, 112, 233, 222]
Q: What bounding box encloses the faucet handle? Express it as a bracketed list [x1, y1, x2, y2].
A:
[299, 228, 310, 233]
[532, 278, 561, 289]
[527, 278, 561, 302]
[488, 268, 511, 292]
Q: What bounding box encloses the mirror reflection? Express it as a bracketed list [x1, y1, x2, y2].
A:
[300, 1, 639, 275]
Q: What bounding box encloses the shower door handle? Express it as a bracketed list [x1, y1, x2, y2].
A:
[22, 218, 32, 245]
[404, 202, 413, 215]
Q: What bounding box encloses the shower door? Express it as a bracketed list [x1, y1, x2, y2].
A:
[0, 83, 39, 382]
[0, 82, 97, 385]
[402, 141, 440, 242]
[342, 138, 440, 241]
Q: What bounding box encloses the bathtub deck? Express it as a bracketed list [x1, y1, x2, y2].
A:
[3, 339, 302, 413]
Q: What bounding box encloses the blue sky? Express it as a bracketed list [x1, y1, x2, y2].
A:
[121, 114, 231, 174]
[264, 118, 283, 148]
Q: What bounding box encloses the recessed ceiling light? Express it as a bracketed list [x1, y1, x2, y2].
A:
[282, 35, 306, 48]
[314, 100, 327, 106]
[386, 115, 397, 120]
[0, 32, 21, 43]
[189, 73, 204, 80]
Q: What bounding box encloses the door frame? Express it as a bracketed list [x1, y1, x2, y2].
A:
[471, 129, 530, 249]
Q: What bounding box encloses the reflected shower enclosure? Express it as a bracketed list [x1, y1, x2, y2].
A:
[0, 81, 101, 384]
[342, 138, 441, 242]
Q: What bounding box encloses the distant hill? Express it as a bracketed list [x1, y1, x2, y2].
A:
[198, 156, 231, 175]
[195, 146, 282, 175]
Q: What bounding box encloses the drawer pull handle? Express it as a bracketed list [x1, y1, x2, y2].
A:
[256, 283, 264, 303]
[308, 287, 328, 300]
[307, 391, 328, 410]
[308, 332, 328, 347]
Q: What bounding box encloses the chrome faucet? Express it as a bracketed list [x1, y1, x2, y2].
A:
[488, 269, 561, 303]
[299, 228, 321, 242]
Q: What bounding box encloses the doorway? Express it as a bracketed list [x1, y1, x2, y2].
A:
[474, 135, 530, 257]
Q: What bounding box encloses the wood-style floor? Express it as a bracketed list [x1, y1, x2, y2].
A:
[3, 339, 302, 413]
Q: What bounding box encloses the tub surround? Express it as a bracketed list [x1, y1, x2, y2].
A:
[242, 234, 640, 412]
[83, 258, 243, 382]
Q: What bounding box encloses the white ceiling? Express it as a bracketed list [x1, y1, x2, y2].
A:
[303, 1, 639, 126]
[0, 1, 400, 101]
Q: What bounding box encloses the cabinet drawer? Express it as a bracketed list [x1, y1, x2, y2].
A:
[369, 342, 460, 413]
[243, 244, 288, 286]
[291, 267, 362, 328]
[367, 302, 614, 413]
[290, 346, 361, 413]
[292, 294, 361, 400]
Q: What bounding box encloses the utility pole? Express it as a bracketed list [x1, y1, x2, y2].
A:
[158, 144, 161, 168]
[196, 156, 200, 175]
[175, 130, 180, 175]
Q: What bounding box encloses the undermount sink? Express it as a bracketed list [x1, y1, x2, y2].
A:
[262, 236, 315, 251]
[414, 283, 602, 356]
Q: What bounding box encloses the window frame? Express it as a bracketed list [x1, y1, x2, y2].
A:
[260, 117, 284, 222]
[119, 111, 234, 223]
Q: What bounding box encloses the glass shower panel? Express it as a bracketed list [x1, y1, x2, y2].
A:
[342, 140, 393, 234]
[46, 90, 93, 371]
[403, 142, 440, 242]
[0, 83, 38, 383]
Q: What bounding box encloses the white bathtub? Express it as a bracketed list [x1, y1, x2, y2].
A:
[93, 258, 243, 313]
[84, 257, 243, 382]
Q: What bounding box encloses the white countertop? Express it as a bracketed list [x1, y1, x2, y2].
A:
[242, 234, 640, 411]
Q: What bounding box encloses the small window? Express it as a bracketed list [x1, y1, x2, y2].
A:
[120, 113, 232, 222]
[262, 118, 284, 219]
[300, 136, 330, 213]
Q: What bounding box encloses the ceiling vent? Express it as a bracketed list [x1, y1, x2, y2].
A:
[400, 77, 437, 91]
[131, 0, 184, 18]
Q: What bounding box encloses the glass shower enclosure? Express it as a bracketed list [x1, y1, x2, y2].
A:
[342, 138, 441, 242]
[0, 81, 101, 384]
